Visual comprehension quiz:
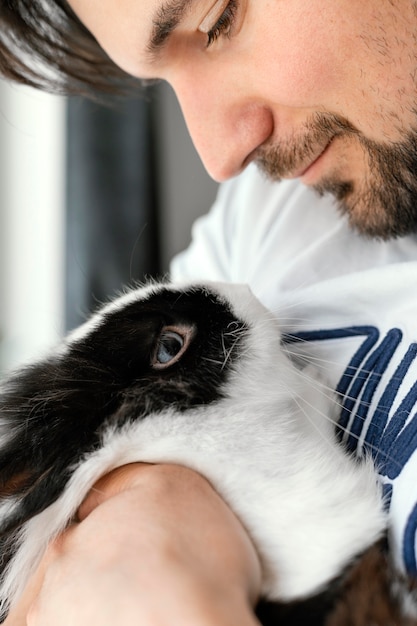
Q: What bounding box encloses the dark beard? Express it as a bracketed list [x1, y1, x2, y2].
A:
[256, 112, 417, 240]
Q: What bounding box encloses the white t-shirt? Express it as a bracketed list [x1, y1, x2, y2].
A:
[171, 163, 417, 577]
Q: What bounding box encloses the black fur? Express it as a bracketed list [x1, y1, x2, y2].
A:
[0, 286, 246, 534]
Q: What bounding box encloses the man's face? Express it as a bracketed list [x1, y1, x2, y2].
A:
[68, 0, 417, 239]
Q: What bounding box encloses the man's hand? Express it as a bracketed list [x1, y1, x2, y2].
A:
[5, 463, 262, 626]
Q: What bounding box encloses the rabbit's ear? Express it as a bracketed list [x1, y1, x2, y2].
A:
[0, 468, 34, 497]
[0, 463, 70, 535]
[0, 443, 41, 499]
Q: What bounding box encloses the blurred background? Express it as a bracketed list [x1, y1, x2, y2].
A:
[0, 81, 218, 374]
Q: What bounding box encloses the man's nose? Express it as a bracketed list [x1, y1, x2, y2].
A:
[170, 73, 274, 182]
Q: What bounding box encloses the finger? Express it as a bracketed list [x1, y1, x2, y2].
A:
[77, 462, 153, 520]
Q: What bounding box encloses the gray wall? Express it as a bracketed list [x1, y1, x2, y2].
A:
[154, 83, 219, 271]
[0, 81, 219, 372]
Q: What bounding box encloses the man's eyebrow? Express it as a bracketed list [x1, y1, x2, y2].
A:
[147, 0, 194, 61]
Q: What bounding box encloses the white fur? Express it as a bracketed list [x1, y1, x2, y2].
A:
[0, 282, 387, 612]
[62, 281, 163, 351]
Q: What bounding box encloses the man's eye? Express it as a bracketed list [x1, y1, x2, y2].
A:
[201, 0, 238, 48]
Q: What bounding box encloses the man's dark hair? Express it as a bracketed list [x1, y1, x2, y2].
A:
[0, 0, 137, 96]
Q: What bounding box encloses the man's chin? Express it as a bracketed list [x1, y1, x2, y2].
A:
[312, 179, 417, 240]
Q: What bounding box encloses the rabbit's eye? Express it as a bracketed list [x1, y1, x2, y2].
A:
[156, 331, 184, 364]
[152, 325, 193, 369]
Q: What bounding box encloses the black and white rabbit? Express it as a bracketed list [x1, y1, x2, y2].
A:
[0, 281, 413, 624]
